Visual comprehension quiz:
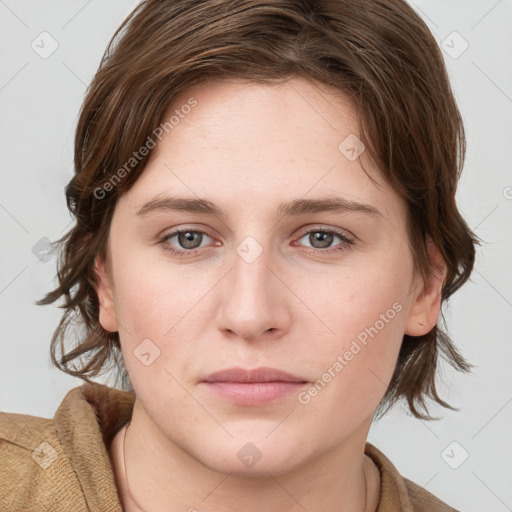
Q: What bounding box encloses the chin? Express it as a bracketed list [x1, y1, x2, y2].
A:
[188, 432, 312, 478]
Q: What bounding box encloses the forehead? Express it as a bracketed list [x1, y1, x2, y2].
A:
[118, 77, 406, 225]
[167, 76, 359, 148]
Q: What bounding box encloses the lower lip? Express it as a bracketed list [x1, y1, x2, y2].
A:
[202, 381, 308, 406]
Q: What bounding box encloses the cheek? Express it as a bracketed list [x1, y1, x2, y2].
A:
[296, 259, 409, 346]
[110, 254, 219, 389]
[291, 261, 410, 408]
[111, 252, 208, 337]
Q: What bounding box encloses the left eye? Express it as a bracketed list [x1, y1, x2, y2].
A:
[295, 229, 353, 251]
[299, 228, 354, 252]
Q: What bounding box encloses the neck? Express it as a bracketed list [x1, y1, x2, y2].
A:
[110, 401, 379, 512]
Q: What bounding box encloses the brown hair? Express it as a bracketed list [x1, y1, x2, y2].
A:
[38, 0, 479, 420]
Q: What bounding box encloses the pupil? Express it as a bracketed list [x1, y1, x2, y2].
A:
[311, 231, 332, 248]
[180, 231, 200, 249]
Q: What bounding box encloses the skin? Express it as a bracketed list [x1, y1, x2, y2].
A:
[96, 76, 445, 512]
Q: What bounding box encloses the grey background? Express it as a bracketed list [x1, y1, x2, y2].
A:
[1, 1, 511, 510]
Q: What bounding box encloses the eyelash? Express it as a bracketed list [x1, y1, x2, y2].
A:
[157, 226, 355, 257]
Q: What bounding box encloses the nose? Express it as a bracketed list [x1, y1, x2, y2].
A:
[216, 238, 291, 343]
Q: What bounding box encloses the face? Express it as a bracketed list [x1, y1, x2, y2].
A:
[96, 77, 442, 476]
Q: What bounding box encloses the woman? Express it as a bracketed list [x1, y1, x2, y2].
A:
[0, 0, 477, 510]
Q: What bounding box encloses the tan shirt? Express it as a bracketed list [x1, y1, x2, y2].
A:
[0, 381, 460, 511]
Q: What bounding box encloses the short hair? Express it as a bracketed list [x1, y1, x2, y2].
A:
[38, 0, 479, 420]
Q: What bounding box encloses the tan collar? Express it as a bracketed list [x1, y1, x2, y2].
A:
[53, 381, 135, 511]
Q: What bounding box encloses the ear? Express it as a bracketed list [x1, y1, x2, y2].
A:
[404, 239, 446, 336]
[93, 254, 119, 333]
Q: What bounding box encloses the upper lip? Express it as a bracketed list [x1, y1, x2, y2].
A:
[203, 366, 308, 383]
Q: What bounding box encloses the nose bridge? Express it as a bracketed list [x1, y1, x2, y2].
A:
[231, 233, 274, 303]
[218, 232, 286, 338]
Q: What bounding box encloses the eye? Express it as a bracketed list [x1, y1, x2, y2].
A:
[293, 226, 354, 254]
[157, 226, 355, 257]
[158, 229, 217, 255]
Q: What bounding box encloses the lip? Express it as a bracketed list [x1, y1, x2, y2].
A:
[203, 366, 307, 383]
[201, 366, 309, 406]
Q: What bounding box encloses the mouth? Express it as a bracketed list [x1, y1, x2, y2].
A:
[201, 366, 309, 406]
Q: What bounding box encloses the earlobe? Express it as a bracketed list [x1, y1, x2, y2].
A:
[404, 240, 446, 337]
[93, 255, 119, 333]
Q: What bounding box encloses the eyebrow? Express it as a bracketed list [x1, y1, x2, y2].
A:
[136, 195, 381, 219]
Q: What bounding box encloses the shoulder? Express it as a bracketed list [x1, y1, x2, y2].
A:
[1, 382, 134, 511]
[403, 477, 460, 511]
[0, 399, 89, 511]
[364, 442, 460, 512]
